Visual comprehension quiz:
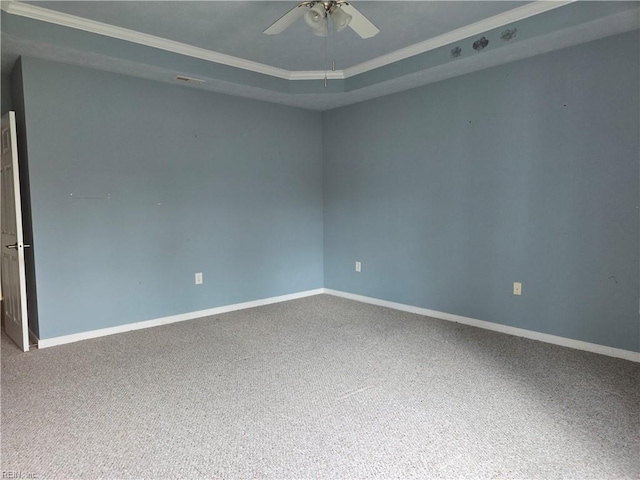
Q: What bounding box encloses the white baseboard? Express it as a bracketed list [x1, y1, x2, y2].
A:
[37, 288, 325, 349]
[324, 289, 640, 363]
[35, 286, 639, 363]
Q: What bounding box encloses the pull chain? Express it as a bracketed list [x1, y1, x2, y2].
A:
[324, 17, 329, 87]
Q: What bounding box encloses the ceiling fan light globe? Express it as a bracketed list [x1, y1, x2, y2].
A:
[310, 17, 329, 37]
[330, 6, 352, 32]
[304, 2, 326, 28]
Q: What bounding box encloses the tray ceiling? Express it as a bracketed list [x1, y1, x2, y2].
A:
[2, 1, 638, 110]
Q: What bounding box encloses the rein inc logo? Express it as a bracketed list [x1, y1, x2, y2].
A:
[2, 472, 38, 479]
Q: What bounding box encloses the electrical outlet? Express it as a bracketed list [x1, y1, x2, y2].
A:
[195, 272, 203, 285]
[513, 282, 522, 296]
[355, 261, 362, 273]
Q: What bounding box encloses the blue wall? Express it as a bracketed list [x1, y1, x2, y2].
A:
[19, 57, 324, 339]
[323, 31, 640, 352]
[14, 31, 640, 352]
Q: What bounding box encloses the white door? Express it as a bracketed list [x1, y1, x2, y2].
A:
[1, 111, 29, 352]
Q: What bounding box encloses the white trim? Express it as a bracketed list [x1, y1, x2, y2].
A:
[37, 288, 324, 349]
[342, 0, 576, 78]
[1, 0, 292, 80]
[1, 0, 576, 82]
[324, 289, 640, 363]
[289, 70, 345, 81]
[32, 287, 640, 362]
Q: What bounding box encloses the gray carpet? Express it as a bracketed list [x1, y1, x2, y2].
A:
[1, 294, 639, 479]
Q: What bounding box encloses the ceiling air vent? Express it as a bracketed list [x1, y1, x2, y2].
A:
[175, 75, 205, 84]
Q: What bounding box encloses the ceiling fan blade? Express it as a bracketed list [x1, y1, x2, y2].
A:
[339, 2, 379, 39]
[264, 2, 308, 35]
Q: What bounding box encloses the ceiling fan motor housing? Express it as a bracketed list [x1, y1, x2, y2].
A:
[305, 1, 352, 35]
[264, 0, 379, 39]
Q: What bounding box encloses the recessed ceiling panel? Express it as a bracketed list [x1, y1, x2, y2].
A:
[28, 1, 528, 71]
[5, 1, 638, 110]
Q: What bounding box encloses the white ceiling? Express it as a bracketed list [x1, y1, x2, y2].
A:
[2, 1, 639, 110]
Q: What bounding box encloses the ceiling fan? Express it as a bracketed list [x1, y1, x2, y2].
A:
[264, 1, 380, 39]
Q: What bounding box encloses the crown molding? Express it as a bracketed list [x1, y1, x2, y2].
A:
[343, 0, 577, 78]
[2, 0, 576, 82]
[1, 0, 293, 80]
[290, 70, 345, 81]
